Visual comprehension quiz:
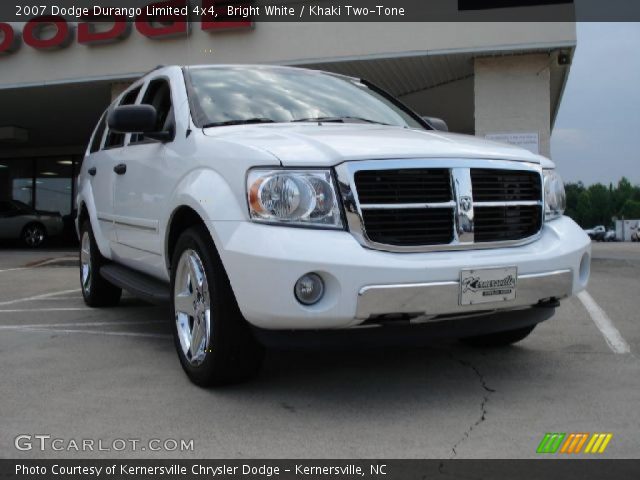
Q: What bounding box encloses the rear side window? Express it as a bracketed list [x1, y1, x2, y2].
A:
[89, 113, 107, 153]
[104, 86, 141, 149]
[131, 79, 174, 144]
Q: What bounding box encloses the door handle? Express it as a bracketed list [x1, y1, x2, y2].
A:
[113, 164, 127, 175]
[88, 167, 97, 176]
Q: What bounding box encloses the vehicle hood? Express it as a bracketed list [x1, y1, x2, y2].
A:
[203, 124, 548, 167]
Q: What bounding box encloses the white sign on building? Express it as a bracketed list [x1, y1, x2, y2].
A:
[485, 132, 540, 155]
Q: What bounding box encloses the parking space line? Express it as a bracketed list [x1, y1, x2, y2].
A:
[0, 320, 164, 329]
[15, 327, 170, 339]
[0, 257, 77, 274]
[578, 291, 631, 354]
[0, 308, 90, 313]
[24, 257, 77, 268]
[0, 289, 81, 306]
[29, 297, 83, 301]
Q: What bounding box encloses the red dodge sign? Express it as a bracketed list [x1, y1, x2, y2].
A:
[0, 0, 252, 55]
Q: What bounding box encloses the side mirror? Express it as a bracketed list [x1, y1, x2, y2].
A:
[108, 105, 157, 134]
[422, 116, 449, 132]
[107, 105, 174, 142]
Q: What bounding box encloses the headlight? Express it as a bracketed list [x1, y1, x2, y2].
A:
[543, 169, 566, 221]
[247, 169, 344, 229]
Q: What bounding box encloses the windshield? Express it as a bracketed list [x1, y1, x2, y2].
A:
[186, 67, 425, 129]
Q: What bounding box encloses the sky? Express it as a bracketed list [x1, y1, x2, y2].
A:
[551, 23, 640, 186]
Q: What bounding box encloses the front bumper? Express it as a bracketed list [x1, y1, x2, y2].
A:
[356, 269, 572, 319]
[209, 216, 591, 330]
[252, 304, 557, 349]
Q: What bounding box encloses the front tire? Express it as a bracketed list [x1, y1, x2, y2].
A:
[79, 221, 122, 307]
[460, 325, 536, 348]
[170, 225, 264, 387]
[22, 223, 46, 248]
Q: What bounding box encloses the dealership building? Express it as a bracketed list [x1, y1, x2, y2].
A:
[0, 13, 576, 240]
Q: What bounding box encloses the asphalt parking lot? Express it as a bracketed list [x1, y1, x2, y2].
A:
[0, 243, 638, 459]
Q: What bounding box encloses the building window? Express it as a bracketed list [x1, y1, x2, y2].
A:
[0, 157, 79, 243]
[0, 158, 35, 206]
[35, 158, 74, 216]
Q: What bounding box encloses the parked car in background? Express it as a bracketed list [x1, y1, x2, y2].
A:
[632, 227, 640, 242]
[585, 225, 606, 241]
[0, 200, 64, 247]
[604, 230, 617, 242]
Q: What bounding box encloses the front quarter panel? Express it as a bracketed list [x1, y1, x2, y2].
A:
[164, 166, 249, 258]
[162, 133, 281, 271]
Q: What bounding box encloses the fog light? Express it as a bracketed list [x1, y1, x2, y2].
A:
[294, 273, 325, 306]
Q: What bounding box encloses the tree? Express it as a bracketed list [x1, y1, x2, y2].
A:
[562, 177, 640, 227]
[612, 177, 634, 215]
[564, 182, 585, 223]
[620, 199, 640, 219]
[575, 190, 594, 227]
[587, 183, 611, 227]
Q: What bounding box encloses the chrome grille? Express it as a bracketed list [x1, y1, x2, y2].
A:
[336, 159, 544, 253]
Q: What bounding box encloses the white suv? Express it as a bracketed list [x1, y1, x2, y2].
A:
[77, 65, 591, 386]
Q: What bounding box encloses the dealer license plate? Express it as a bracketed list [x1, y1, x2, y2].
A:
[459, 267, 517, 306]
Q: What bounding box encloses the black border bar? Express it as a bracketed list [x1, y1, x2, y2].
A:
[3, 460, 640, 480]
[1, 0, 640, 22]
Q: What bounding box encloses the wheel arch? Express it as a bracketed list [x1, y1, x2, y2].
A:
[75, 187, 111, 259]
[163, 167, 247, 273]
[165, 205, 211, 272]
[77, 202, 89, 236]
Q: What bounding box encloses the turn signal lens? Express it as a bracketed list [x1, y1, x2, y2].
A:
[543, 169, 566, 221]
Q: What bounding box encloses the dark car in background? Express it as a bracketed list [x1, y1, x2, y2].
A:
[0, 200, 63, 247]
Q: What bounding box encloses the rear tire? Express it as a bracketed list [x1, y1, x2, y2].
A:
[22, 223, 46, 248]
[170, 225, 264, 387]
[460, 325, 536, 348]
[79, 221, 122, 307]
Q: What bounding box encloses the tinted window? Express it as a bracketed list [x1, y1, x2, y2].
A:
[90, 112, 107, 153]
[132, 79, 174, 143]
[105, 86, 141, 149]
[186, 67, 423, 129]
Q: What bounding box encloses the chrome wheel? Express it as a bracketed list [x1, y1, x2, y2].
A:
[174, 249, 211, 366]
[24, 224, 45, 247]
[80, 231, 91, 295]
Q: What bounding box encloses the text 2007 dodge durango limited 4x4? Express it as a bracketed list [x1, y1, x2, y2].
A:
[77, 65, 591, 386]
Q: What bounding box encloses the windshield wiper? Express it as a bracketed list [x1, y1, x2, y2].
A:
[202, 118, 276, 128]
[291, 116, 390, 125]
